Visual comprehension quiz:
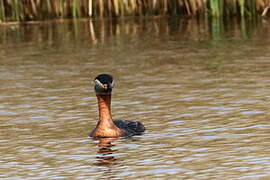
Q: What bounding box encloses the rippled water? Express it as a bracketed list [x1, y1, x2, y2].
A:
[0, 17, 270, 179]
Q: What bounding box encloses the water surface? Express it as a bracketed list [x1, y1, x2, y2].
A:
[0, 17, 270, 179]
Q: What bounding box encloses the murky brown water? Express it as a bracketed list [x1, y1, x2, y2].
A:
[0, 17, 270, 179]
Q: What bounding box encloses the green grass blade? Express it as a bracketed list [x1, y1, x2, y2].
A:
[210, 0, 220, 17]
[0, 0, 6, 22]
[12, 0, 20, 21]
[239, 0, 245, 17]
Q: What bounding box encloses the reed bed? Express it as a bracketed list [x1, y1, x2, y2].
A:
[0, 0, 270, 22]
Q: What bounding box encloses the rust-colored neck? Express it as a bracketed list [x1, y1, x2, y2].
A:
[97, 94, 113, 125]
[90, 94, 123, 137]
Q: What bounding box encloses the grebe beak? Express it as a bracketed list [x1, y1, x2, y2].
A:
[94, 79, 113, 89]
[94, 79, 113, 94]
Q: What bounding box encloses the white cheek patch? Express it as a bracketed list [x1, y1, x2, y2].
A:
[94, 79, 104, 88]
[111, 80, 114, 88]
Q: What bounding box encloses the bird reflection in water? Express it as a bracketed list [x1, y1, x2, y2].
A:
[93, 137, 119, 167]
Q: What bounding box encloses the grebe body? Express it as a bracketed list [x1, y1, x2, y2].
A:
[90, 74, 145, 138]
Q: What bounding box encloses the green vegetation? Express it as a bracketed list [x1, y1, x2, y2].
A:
[0, 0, 269, 22]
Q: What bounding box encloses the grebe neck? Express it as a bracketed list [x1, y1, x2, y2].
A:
[97, 94, 114, 127]
[91, 94, 123, 137]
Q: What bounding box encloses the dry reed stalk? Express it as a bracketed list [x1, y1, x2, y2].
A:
[89, 0, 92, 17]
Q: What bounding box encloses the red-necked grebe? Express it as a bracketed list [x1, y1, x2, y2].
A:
[90, 74, 145, 138]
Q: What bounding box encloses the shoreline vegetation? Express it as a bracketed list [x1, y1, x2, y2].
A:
[0, 0, 270, 23]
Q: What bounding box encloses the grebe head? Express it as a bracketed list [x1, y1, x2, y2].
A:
[94, 74, 114, 95]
